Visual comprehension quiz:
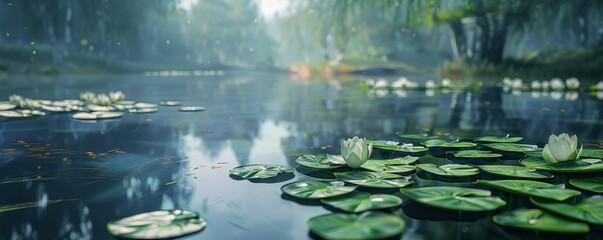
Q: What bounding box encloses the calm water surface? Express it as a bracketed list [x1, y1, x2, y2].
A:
[0, 72, 602, 240]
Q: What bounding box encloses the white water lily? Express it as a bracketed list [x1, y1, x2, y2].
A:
[531, 80, 541, 89]
[565, 78, 580, 90]
[391, 77, 418, 88]
[341, 136, 373, 169]
[109, 91, 125, 102]
[80, 92, 96, 103]
[511, 78, 523, 89]
[541, 81, 550, 90]
[550, 78, 565, 90]
[502, 77, 512, 87]
[441, 78, 451, 88]
[542, 133, 582, 163]
[95, 94, 112, 106]
[365, 79, 375, 87]
[425, 80, 436, 89]
[9, 94, 23, 103]
[374, 79, 388, 88]
[597, 81, 603, 90]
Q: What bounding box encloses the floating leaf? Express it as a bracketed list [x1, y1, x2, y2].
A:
[0, 109, 46, 118]
[0, 200, 68, 213]
[451, 150, 502, 158]
[321, 192, 403, 213]
[335, 171, 413, 188]
[229, 164, 293, 179]
[478, 165, 552, 179]
[308, 211, 405, 240]
[129, 108, 158, 114]
[0, 102, 16, 111]
[424, 139, 476, 148]
[477, 180, 581, 201]
[400, 186, 506, 211]
[397, 134, 439, 140]
[107, 210, 206, 239]
[519, 157, 549, 168]
[179, 106, 206, 112]
[87, 105, 114, 112]
[484, 143, 539, 152]
[295, 154, 344, 169]
[367, 140, 428, 153]
[417, 163, 479, 176]
[581, 149, 603, 159]
[475, 136, 523, 143]
[569, 177, 603, 193]
[360, 157, 417, 174]
[72, 111, 124, 120]
[532, 159, 603, 173]
[160, 101, 182, 106]
[41, 105, 82, 112]
[281, 180, 356, 199]
[134, 102, 158, 108]
[493, 209, 590, 234]
[531, 196, 603, 225]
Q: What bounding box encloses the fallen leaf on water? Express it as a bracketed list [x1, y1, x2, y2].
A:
[164, 181, 178, 186]
[211, 166, 222, 169]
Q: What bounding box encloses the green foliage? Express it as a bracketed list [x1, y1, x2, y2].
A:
[321, 192, 403, 213]
[308, 212, 406, 240]
[401, 186, 506, 211]
[477, 180, 581, 201]
[493, 209, 590, 234]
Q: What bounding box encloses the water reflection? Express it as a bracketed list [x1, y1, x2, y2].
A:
[0, 73, 601, 239]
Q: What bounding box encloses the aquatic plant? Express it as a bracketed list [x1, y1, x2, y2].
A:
[341, 136, 372, 169]
[542, 133, 582, 163]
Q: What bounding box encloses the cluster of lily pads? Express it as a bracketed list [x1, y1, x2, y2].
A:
[0, 92, 205, 120]
[229, 133, 603, 239]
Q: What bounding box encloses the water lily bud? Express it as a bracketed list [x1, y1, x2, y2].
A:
[109, 91, 125, 102]
[95, 94, 111, 106]
[441, 78, 451, 87]
[565, 78, 580, 90]
[502, 77, 512, 87]
[550, 78, 564, 90]
[531, 81, 541, 89]
[9, 94, 23, 103]
[512, 78, 522, 89]
[541, 81, 550, 90]
[80, 92, 96, 102]
[341, 136, 372, 169]
[374, 79, 388, 88]
[542, 133, 582, 163]
[425, 80, 436, 89]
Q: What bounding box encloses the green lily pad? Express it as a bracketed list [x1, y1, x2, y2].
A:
[484, 143, 539, 152]
[569, 177, 603, 193]
[581, 149, 603, 159]
[295, 154, 345, 169]
[531, 196, 603, 225]
[0, 110, 46, 118]
[360, 158, 417, 174]
[400, 186, 506, 211]
[321, 192, 403, 213]
[493, 209, 590, 234]
[334, 171, 413, 188]
[532, 159, 603, 173]
[308, 211, 405, 240]
[478, 165, 552, 179]
[367, 140, 428, 153]
[417, 163, 479, 177]
[229, 164, 293, 179]
[397, 134, 439, 140]
[451, 150, 502, 158]
[424, 139, 477, 148]
[477, 180, 581, 201]
[179, 106, 206, 112]
[281, 180, 357, 199]
[159, 100, 182, 106]
[72, 111, 124, 120]
[106, 210, 206, 239]
[519, 157, 549, 168]
[475, 136, 523, 143]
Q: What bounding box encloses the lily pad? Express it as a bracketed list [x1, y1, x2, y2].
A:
[321, 192, 403, 213]
[367, 140, 428, 153]
[106, 210, 206, 239]
[569, 177, 603, 193]
[397, 134, 439, 140]
[281, 180, 357, 199]
[0, 102, 16, 111]
[484, 143, 539, 152]
[451, 150, 502, 158]
[477, 180, 581, 201]
[308, 211, 405, 240]
[335, 171, 413, 188]
[87, 105, 115, 112]
[400, 186, 506, 211]
[159, 100, 182, 106]
[134, 102, 158, 108]
[72, 111, 124, 120]
[229, 164, 293, 179]
[581, 149, 603, 159]
[531, 196, 603, 225]
[478, 165, 552, 179]
[424, 139, 476, 148]
[41, 105, 82, 112]
[179, 106, 206, 112]
[129, 108, 159, 114]
[295, 154, 345, 169]
[532, 159, 603, 173]
[475, 136, 523, 143]
[519, 157, 550, 168]
[493, 209, 590, 234]
[417, 164, 479, 177]
[360, 157, 417, 174]
[0, 110, 46, 118]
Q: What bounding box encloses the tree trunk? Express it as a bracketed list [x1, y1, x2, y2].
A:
[448, 20, 467, 61]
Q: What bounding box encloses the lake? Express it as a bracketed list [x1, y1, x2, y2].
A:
[0, 72, 602, 239]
